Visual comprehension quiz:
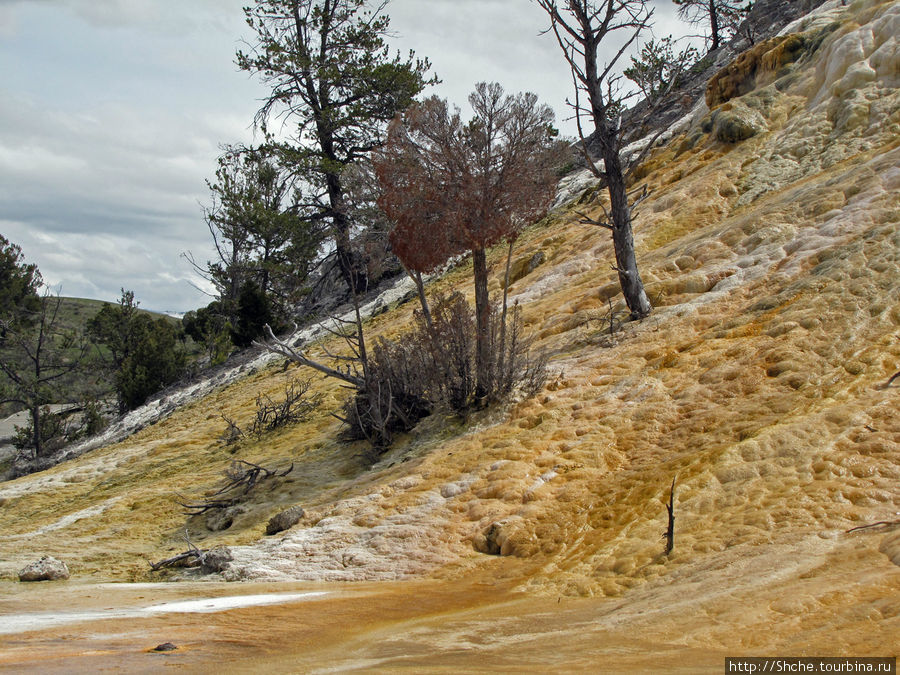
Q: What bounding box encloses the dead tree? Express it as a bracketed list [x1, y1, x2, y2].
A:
[149, 530, 208, 571]
[537, 1, 694, 320]
[177, 460, 293, 516]
[664, 477, 676, 555]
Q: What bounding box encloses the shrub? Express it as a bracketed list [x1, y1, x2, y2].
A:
[221, 377, 321, 445]
[341, 292, 546, 450]
[79, 397, 108, 438]
[183, 302, 233, 365]
[248, 378, 322, 437]
[13, 407, 73, 457]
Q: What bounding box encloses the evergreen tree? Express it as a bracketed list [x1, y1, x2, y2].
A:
[0, 289, 87, 457]
[189, 147, 323, 332]
[230, 281, 274, 349]
[88, 290, 186, 413]
[236, 0, 435, 295]
[0, 234, 41, 337]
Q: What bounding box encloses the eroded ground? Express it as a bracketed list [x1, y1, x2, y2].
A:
[1, 530, 897, 673]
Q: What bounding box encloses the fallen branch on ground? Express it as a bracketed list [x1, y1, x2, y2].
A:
[846, 520, 900, 533]
[149, 530, 208, 571]
[177, 460, 293, 515]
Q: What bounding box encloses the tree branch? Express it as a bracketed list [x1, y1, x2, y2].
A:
[255, 324, 364, 387]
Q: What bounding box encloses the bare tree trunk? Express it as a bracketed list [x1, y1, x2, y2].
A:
[328, 172, 367, 296]
[709, 0, 721, 50]
[30, 403, 42, 459]
[599, 132, 652, 320]
[402, 263, 432, 328]
[472, 246, 492, 402]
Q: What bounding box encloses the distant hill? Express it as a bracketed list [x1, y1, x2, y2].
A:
[54, 296, 180, 332]
[0, 296, 194, 420]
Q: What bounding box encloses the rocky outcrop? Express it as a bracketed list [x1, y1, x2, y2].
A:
[205, 505, 247, 532]
[472, 517, 530, 557]
[18, 556, 70, 581]
[266, 506, 305, 535]
[711, 102, 769, 142]
[505, 251, 547, 288]
[200, 547, 233, 574]
[706, 33, 811, 108]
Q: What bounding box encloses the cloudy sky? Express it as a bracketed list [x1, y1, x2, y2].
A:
[0, 0, 686, 313]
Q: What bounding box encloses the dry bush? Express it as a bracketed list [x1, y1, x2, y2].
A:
[222, 377, 321, 444]
[484, 302, 547, 405]
[341, 292, 545, 450]
[249, 378, 322, 436]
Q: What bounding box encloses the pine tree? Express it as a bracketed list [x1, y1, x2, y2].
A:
[236, 0, 435, 295]
[673, 0, 749, 51]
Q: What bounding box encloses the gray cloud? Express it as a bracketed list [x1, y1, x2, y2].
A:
[1, 0, 692, 313]
[0, 0, 259, 312]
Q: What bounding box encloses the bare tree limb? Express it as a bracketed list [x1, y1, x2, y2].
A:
[846, 520, 900, 533]
[149, 530, 208, 571]
[575, 209, 613, 230]
[255, 324, 364, 387]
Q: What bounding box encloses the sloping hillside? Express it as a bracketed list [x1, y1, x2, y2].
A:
[0, 0, 898, 669]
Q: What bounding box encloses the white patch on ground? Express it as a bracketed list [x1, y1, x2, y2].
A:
[4, 498, 121, 539]
[0, 591, 327, 635]
[140, 592, 326, 614]
[223, 477, 460, 582]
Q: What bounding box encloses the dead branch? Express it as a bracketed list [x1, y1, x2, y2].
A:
[149, 530, 208, 571]
[220, 414, 244, 444]
[846, 520, 900, 533]
[628, 184, 651, 217]
[575, 208, 613, 230]
[248, 380, 321, 437]
[176, 495, 240, 515]
[577, 184, 649, 229]
[883, 371, 900, 388]
[603, 297, 623, 337]
[177, 460, 293, 516]
[222, 459, 293, 494]
[255, 324, 364, 387]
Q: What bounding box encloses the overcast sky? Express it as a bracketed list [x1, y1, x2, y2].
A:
[0, 0, 686, 313]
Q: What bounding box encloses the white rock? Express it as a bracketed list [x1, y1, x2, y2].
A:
[18, 556, 70, 582]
